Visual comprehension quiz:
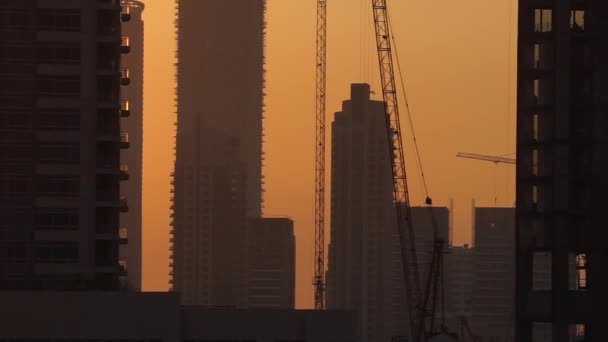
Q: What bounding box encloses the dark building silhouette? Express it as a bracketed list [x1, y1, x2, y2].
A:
[171, 0, 266, 306]
[119, 0, 144, 291]
[246, 218, 295, 309]
[0, 292, 356, 342]
[325, 83, 449, 342]
[0, 0, 129, 290]
[516, 1, 608, 341]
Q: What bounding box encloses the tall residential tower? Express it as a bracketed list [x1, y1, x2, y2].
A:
[119, 0, 144, 291]
[0, 0, 130, 290]
[516, 1, 608, 341]
[171, 0, 266, 306]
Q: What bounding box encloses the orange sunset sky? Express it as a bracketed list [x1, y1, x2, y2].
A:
[141, 0, 517, 308]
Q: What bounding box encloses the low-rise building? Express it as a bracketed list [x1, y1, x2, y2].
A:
[0, 292, 356, 342]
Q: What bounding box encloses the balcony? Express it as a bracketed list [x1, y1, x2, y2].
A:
[120, 100, 130, 117]
[120, 68, 130, 86]
[120, 196, 128, 212]
[120, 164, 129, 181]
[120, 132, 130, 149]
[119, 260, 128, 274]
[121, 5, 131, 22]
[121, 36, 131, 54]
[119, 226, 128, 244]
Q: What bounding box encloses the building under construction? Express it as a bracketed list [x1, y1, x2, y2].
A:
[516, 1, 608, 341]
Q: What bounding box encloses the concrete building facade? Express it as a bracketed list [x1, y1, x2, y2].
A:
[171, 0, 266, 306]
[326, 83, 449, 342]
[119, 0, 144, 291]
[246, 218, 295, 309]
[0, 0, 129, 290]
[515, 1, 608, 341]
[0, 292, 356, 342]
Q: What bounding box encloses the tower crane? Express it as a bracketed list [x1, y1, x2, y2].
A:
[371, 1, 446, 341]
[313, 0, 327, 310]
[313, 0, 447, 336]
[456, 152, 516, 165]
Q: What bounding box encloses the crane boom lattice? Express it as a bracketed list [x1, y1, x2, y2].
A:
[370, 1, 423, 340]
[314, 0, 327, 311]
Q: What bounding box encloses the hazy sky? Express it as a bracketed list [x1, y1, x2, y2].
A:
[141, 0, 517, 308]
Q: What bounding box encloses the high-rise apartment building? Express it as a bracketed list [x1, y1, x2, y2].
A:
[119, 0, 144, 291]
[246, 218, 295, 309]
[516, 1, 608, 341]
[326, 83, 449, 342]
[171, 0, 266, 306]
[0, 0, 130, 290]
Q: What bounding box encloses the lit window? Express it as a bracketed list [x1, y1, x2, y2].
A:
[534, 9, 552, 32]
[570, 10, 585, 31]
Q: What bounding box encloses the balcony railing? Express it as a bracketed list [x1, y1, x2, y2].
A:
[120, 68, 130, 86]
[121, 5, 131, 22]
[121, 100, 130, 117]
[120, 132, 130, 149]
[121, 36, 131, 54]
[120, 164, 129, 180]
[119, 226, 128, 244]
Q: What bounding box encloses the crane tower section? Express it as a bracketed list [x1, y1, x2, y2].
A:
[314, 0, 327, 310]
[370, 0, 423, 339]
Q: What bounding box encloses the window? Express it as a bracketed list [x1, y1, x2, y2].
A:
[35, 208, 79, 231]
[37, 175, 79, 197]
[0, 175, 31, 193]
[570, 10, 585, 31]
[534, 9, 552, 32]
[0, 242, 27, 262]
[38, 143, 80, 164]
[38, 9, 81, 32]
[533, 43, 540, 68]
[0, 9, 33, 29]
[0, 110, 31, 129]
[0, 44, 34, 62]
[38, 43, 81, 65]
[35, 241, 79, 263]
[533, 114, 539, 141]
[38, 109, 80, 131]
[37, 76, 80, 98]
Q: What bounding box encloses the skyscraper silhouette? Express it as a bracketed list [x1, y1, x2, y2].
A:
[326, 83, 449, 342]
[171, 0, 266, 306]
[0, 0, 130, 290]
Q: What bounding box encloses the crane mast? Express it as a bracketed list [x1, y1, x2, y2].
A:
[370, 1, 424, 340]
[314, 0, 327, 310]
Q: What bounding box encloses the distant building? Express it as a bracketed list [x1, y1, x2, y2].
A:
[0, 292, 356, 342]
[444, 245, 474, 323]
[0, 0, 129, 290]
[171, 0, 266, 306]
[471, 207, 516, 341]
[326, 83, 449, 342]
[119, 0, 145, 291]
[515, 1, 608, 341]
[246, 218, 295, 309]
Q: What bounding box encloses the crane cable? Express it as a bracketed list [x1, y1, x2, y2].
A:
[387, 9, 450, 334]
[386, 11, 430, 203]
